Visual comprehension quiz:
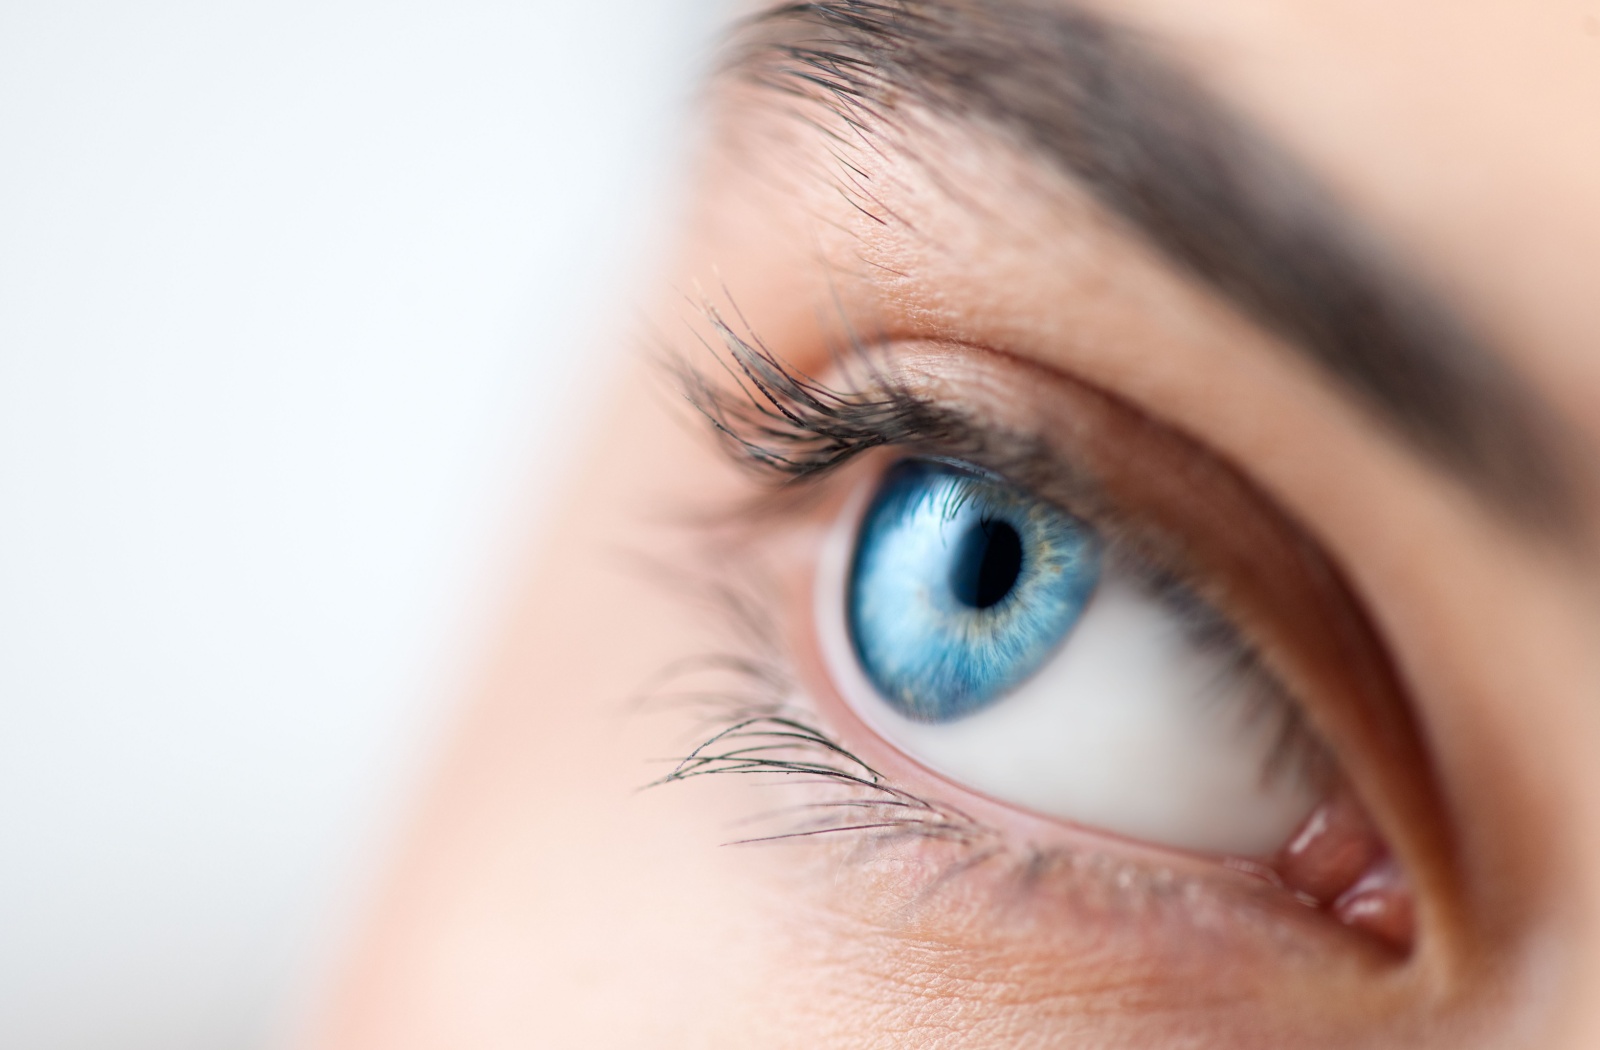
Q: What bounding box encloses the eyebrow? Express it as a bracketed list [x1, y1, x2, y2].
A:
[732, 0, 1576, 529]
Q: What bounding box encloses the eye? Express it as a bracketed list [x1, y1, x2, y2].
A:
[825, 456, 1324, 857]
[682, 331, 1422, 947]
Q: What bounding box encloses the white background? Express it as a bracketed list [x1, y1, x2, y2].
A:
[0, 2, 724, 1046]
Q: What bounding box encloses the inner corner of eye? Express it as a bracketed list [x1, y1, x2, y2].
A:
[817, 456, 1412, 945]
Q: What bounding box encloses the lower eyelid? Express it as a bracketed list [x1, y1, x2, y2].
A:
[755, 583, 1421, 994]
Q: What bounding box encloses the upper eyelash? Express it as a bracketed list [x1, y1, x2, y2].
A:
[671, 301, 977, 484]
[670, 300, 1108, 520]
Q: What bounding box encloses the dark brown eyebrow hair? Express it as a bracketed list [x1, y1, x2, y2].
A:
[728, 0, 1577, 529]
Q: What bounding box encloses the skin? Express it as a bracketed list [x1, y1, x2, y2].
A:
[306, 1, 1600, 1046]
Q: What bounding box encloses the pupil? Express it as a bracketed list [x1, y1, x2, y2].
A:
[949, 518, 1024, 609]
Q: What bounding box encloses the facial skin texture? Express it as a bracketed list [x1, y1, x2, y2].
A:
[307, 2, 1600, 1048]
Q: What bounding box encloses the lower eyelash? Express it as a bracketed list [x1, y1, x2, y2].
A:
[639, 636, 988, 849]
[635, 632, 1197, 926]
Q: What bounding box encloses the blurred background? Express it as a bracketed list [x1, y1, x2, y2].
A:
[0, 2, 725, 1046]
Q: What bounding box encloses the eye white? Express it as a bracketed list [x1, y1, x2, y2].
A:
[817, 478, 1321, 857]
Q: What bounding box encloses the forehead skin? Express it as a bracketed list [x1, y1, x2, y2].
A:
[308, 2, 1600, 1049]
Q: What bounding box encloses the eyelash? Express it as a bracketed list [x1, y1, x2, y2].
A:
[647, 655, 988, 848]
[649, 301, 1332, 875]
[670, 302, 976, 482]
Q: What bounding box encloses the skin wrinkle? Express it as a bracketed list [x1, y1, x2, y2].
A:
[810, 912, 1140, 1043]
[755, 792, 1410, 1046]
[732, 0, 1579, 529]
[812, 909, 1311, 1049]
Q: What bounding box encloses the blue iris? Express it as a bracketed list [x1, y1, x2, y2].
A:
[847, 459, 1103, 723]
